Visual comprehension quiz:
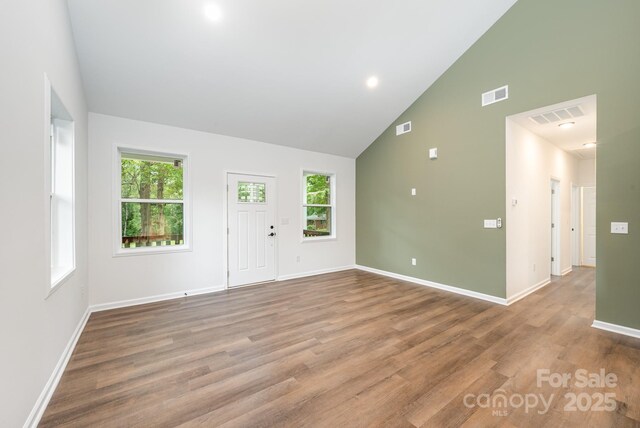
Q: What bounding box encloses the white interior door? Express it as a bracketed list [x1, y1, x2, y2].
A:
[582, 187, 596, 267]
[227, 174, 276, 287]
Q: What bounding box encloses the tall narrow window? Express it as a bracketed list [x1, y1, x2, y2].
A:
[302, 171, 335, 239]
[49, 88, 75, 288]
[118, 149, 188, 253]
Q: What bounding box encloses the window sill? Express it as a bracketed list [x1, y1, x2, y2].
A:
[48, 267, 76, 298]
[302, 236, 337, 243]
[113, 245, 192, 257]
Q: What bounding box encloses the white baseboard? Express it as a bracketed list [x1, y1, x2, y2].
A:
[592, 320, 640, 339]
[561, 267, 573, 276]
[24, 307, 91, 428]
[277, 265, 356, 282]
[506, 278, 551, 305]
[355, 265, 508, 306]
[90, 285, 225, 313]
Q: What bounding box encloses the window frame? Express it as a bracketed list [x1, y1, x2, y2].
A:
[45, 75, 76, 297]
[113, 146, 191, 256]
[301, 170, 336, 242]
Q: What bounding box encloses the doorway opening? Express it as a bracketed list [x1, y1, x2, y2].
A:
[506, 94, 597, 302]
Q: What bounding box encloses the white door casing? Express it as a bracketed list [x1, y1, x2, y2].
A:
[550, 179, 560, 276]
[571, 185, 580, 266]
[582, 187, 596, 267]
[227, 173, 276, 287]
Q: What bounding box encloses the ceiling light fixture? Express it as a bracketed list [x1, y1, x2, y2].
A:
[558, 121, 575, 129]
[366, 76, 379, 89]
[583, 142, 597, 148]
[203, 3, 223, 22]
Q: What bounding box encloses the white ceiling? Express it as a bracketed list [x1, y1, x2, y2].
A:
[67, 0, 517, 158]
[510, 95, 597, 159]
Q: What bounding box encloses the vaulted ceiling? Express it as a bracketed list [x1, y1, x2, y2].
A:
[67, 0, 517, 157]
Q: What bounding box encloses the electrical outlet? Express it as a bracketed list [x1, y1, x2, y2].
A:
[411, 258, 417, 266]
[611, 222, 629, 234]
[484, 219, 497, 229]
[296, 255, 300, 263]
[411, 188, 417, 196]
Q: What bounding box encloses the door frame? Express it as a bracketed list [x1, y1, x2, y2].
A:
[224, 171, 278, 289]
[571, 183, 580, 266]
[581, 186, 597, 268]
[550, 178, 561, 276]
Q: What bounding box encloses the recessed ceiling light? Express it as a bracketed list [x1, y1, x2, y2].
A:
[366, 76, 379, 89]
[203, 3, 222, 22]
[583, 142, 597, 148]
[558, 122, 575, 129]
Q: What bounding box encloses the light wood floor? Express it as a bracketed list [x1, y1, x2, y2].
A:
[41, 268, 640, 427]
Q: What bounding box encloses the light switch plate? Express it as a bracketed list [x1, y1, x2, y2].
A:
[611, 222, 629, 234]
[429, 148, 438, 159]
[411, 188, 417, 196]
[484, 219, 498, 229]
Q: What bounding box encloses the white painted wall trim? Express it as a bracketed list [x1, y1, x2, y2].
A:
[561, 267, 573, 276]
[277, 265, 355, 282]
[355, 265, 508, 306]
[506, 278, 551, 305]
[90, 286, 225, 313]
[24, 307, 91, 428]
[592, 320, 640, 339]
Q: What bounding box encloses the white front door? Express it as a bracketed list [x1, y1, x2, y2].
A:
[227, 174, 276, 287]
[582, 187, 596, 267]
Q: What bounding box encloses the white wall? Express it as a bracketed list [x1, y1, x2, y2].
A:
[88, 114, 355, 306]
[578, 158, 596, 187]
[0, 1, 89, 426]
[506, 121, 578, 300]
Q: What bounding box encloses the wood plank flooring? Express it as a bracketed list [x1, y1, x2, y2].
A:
[40, 268, 640, 427]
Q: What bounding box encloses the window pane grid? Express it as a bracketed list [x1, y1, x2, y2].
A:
[119, 151, 186, 251]
[238, 182, 266, 203]
[303, 172, 334, 239]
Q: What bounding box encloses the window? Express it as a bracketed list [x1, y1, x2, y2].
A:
[302, 171, 335, 239]
[49, 86, 75, 289]
[238, 182, 266, 203]
[117, 149, 188, 254]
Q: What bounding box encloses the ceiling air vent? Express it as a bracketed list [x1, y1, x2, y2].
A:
[396, 121, 412, 136]
[481, 85, 509, 106]
[529, 105, 585, 125]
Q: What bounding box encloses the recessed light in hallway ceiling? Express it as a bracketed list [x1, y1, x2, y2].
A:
[558, 121, 575, 129]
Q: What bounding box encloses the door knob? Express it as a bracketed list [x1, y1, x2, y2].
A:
[268, 232, 276, 237]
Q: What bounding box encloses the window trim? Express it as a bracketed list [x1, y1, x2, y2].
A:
[113, 145, 192, 257]
[45, 74, 76, 298]
[301, 169, 337, 242]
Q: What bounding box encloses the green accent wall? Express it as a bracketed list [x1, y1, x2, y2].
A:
[356, 0, 640, 327]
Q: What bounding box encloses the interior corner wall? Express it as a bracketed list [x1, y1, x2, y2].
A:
[505, 120, 578, 299]
[356, 0, 640, 324]
[0, 0, 89, 426]
[88, 113, 355, 306]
